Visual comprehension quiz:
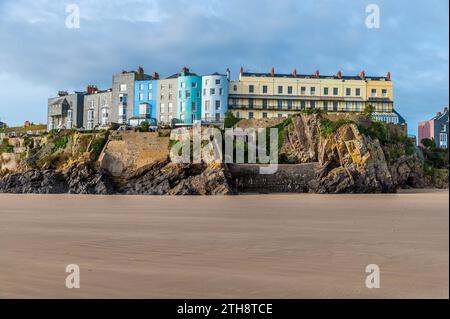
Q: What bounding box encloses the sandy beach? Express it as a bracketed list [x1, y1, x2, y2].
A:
[0, 190, 448, 298]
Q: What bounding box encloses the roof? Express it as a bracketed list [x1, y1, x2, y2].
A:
[49, 97, 67, 106]
[241, 72, 389, 81]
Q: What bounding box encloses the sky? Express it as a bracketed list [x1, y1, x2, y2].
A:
[0, 0, 448, 135]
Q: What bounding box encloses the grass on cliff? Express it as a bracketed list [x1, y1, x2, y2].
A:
[319, 118, 355, 137]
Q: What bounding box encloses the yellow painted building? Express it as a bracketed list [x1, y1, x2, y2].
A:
[228, 68, 393, 120]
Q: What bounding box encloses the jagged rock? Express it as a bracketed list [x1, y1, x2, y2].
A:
[312, 124, 395, 193]
[64, 162, 115, 194]
[120, 159, 233, 195]
[0, 162, 114, 194]
[388, 154, 426, 189]
[0, 169, 68, 194]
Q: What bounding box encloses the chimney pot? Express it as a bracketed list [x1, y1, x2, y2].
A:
[292, 68, 297, 77]
[315, 70, 320, 78]
[387, 71, 391, 80]
[337, 70, 342, 79]
[270, 67, 275, 77]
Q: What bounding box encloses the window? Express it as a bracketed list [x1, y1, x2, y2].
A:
[180, 102, 185, 113]
[181, 82, 186, 89]
[196, 91, 200, 98]
[278, 113, 283, 118]
[168, 103, 173, 113]
[148, 83, 152, 90]
[178, 91, 181, 98]
[287, 100, 293, 110]
[186, 90, 191, 98]
[168, 93, 172, 100]
[262, 85, 268, 94]
[301, 100, 306, 109]
[168, 84, 172, 89]
[205, 100, 210, 111]
[324, 87, 329, 95]
[120, 84, 127, 92]
[262, 112, 267, 118]
[310, 87, 316, 95]
[215, 113, 220, 121]
[192, 82, 197, 88]
[287, 86, 293, 94]
[139, 83, 144, 90]
[101, 108, 109, 126]
[215, 79, 221, 85]
[249, 85, 254, 93]
[333, 101, 338, 111]
[382, 89, 388, 97]
[205, 79, 209, 86]
[233, 85, 237, 91]
[139, 93, 144, 101]
[262, 100, 268, 109]
[160, 103, 165, 114]
[161, 84, 165, 90]
[345, 102, 352, 111]
[301, 87, 306, 95]
[356, 88, 361, 96]
[210, 88, 215, 95]
[192, 102, 196, 112]
[236, 112, 240, 118]
[371, 89, 377, 97]
[355, 102, 362, 112]
[215, 100, 221, 110]
[160, 115, 165, 123]
[346, 88, 351, 96]
[333, 88, 338, 96]
[310, 100, 315, 109]
[248, 99, 254, 109]
[277, 100, 283, 109]
[148, 92, 152, 100]
[139, 103, 149, 116]
[278, 86, 283, 94]
[249, 112, 254, 119]
[219, 88, 223, 95]
[381, 103, 388, 112]
[323, 101, 328, 111]
[203, 88, 206, 96]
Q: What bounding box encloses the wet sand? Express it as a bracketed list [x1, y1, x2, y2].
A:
[0, 190, 448, 298]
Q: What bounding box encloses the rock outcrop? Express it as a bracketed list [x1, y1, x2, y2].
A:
[311, 123, 395, 193]
[0, 162, 115, 194]
[120, 158, 233, 195]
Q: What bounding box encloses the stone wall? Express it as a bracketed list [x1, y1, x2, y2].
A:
[228, 163, 318, 193]
[98, 131, 170, 177]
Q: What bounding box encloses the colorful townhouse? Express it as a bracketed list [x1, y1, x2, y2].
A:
[418, 107, 449, 149]
[177, 67, 202, 124]
[83, 85, 112, 129]
[156, 74, 179, 125]
[201, 71, 229, 122]
[227, 67, 403, 124]
[132, 75, 158, 126]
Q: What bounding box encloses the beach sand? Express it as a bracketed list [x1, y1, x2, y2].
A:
[0, 190, 448, 298]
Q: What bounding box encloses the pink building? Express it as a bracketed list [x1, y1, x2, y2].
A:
[418, 119, 434, 147]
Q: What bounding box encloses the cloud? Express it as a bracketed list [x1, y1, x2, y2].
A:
[0, 0, 448, 134]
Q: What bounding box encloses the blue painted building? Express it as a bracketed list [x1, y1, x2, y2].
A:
[132, 79, 158, 126]
[177, 67, 202, 124]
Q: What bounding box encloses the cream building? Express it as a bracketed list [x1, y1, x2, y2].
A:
[228, 68, 393, 120]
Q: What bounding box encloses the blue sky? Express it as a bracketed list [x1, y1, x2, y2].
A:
[0, 0, 448, 135]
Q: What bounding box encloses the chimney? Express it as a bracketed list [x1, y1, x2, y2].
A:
[181, 67, 189, 75]
[444, 107, 448, 113]
[292, 68, 297, 77]
[437, 112, 442, 117]
[226, 68, 231, 81]
[137, 66, 144, 75]
[315, 70, 320, 78]
[58, 91, 68, 97]
[360, 70, 366, 80]
[270, 67, 275, 77]
[86, 85, 98, 94]
[386, 71, 391, 81]
[337, 70, 342, 79]
[152, 72, 160, 80]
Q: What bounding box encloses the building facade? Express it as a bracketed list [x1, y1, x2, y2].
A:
[112, 67, 152, 125]
[156, 75, 179, 125]
[228, 68, 394, 120]
[132, 78, 158, 126]
[201, 72, 229, 122]
[178, 68, 202, 124]
[47, 91, 85, 130]
[418, 107, 449, 149]
[83, 86, 112, 129]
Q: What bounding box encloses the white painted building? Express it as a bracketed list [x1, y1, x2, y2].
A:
[201, 72, 229, 123]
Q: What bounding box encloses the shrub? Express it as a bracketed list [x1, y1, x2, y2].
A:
[139, 121, 150, 132]
[359, 121, 388, 144]
[224, 111, 240, 128]
[420, 138, 435, 149]
[90, 136, 107, 160]
[320, 118, 354, 137]
[52, 135, 69, 152]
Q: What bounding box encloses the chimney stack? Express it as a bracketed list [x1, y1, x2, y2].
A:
[137, 66, 144, 75]
[292, 68, 297, 77]
[337, 70, 342, 79]
[360, 70, 366, 80]
[86, 85, 98, 94]
[270, 67, 275, 77]
[58, 91, 68, 97]
[152, 72, 160, 80]
[315, 70, 320, 78]
[226, 68, 231, 81]
[181, 66, 189, 75]
[386, 71, 391, 81]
